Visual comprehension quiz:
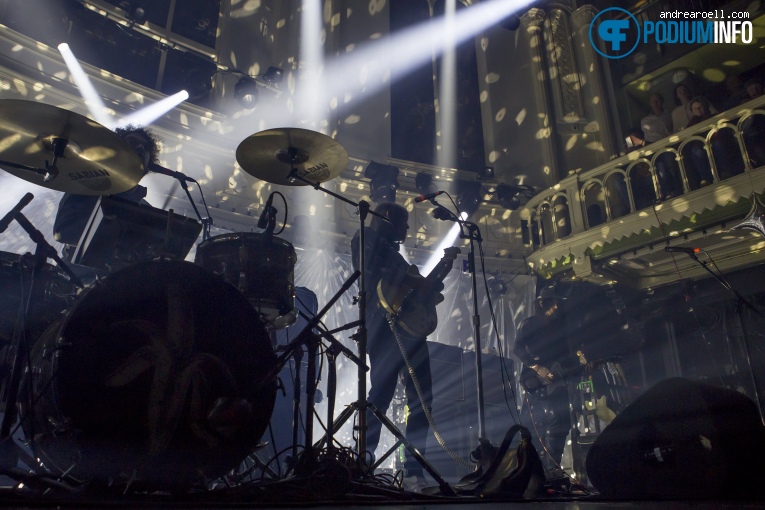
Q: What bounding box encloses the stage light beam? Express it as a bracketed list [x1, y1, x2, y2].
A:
[117, 90, 190, 127]
[422, 211, 468, 275]
[58, 43, 114, 128]
[317, 0, 531, 111]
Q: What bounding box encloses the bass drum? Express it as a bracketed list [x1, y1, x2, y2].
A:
[22, 260, 277, 488]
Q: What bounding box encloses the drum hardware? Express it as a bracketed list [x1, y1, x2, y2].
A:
[0, 100, 146, 195]
[0, 197, 84, 471]
[236, 129, 453, 494]
[262, 269, 363, 476]
[20, 260, 277, 487]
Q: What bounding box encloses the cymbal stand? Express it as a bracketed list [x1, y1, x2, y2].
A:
[283, 163, 390, 458]
[261, 270, 361, 474]
[283, 170, 453, 494]
[0, 209, 83, 469]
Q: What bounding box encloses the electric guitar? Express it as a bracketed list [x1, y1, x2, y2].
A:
[520, 351, 590, 400]
[376, 247, 460, 337]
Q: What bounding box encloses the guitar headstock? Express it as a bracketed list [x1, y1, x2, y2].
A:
[443, 247, 461, 260]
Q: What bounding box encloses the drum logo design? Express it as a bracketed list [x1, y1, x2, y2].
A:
[105, 282, 243, 454]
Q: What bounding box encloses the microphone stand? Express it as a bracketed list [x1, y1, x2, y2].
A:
[0, 210, 83, 469]
[164, 173, 213, 241]
[283, 165, 387, 459]
[683, 250, 765, 424]
[432, 201, 490, 468]
[284, 166, 452, 493]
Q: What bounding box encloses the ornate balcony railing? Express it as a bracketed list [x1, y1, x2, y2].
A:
[522, 95, 765, 270]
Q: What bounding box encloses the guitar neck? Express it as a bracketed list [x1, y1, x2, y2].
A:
[426, 249, 459, 284]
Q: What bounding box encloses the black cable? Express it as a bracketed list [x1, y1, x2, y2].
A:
[476, 240, 520, 424]
[273, 191, 287, 235]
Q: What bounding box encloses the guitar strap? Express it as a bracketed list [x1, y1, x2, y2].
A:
[386, 313, 472, 468]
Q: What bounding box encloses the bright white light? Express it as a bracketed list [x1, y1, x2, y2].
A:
[58, 43, 114, 128]
[317, 0, 530, 109]
[422, 211, 468, 275]
[117, 90, 189, 127]
[298, 0, 324, 125]
[437, 0, 458, 168]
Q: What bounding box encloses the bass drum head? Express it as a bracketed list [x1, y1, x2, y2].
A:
[24, 260, 276, 488]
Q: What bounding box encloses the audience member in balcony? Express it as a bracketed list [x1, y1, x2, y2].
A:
[742, 77, 763, 104]
[685, 96, 744, 182]
[686, 96, 714, 127]
[672, 84, 717, 133]
[640, 92, 672, 143]
[626, 127, 680, 201]
[624, 128, 660, 208]
[672, 84, 693, 132]
[721, 74, 748, 111]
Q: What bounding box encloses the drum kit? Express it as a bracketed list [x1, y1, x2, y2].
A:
[0, 100, 391, 492]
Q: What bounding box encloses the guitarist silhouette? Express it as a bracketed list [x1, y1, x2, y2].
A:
[351, 202, 456, 488]
[513, 283, 575, 472]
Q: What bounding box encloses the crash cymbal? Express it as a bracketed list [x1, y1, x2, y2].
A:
[236, 128, 349, 186]
[0, 100, 144, 195]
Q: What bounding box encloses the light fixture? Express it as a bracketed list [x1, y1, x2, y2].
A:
[264, 66, 284, 83]
[415, 172, 436, 196]
[364, 161, 399, 203]
[453, 179, 482, 216]
[478, 166, 495, 180]
[500, 14, 521, 31]
[118, 1, 147, 24]
[235, 77, 259, 109]
[181, 66, 215, 101]
[496, 183, 535, 211]
[488, 276, 508, 296]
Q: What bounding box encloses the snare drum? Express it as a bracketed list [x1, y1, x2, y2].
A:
[22, 260, 277, 487]
[194, 233, 297, 329]
[0, 251, 76, 346]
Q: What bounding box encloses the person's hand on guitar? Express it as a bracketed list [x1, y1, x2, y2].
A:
[530, 364, 555, 382]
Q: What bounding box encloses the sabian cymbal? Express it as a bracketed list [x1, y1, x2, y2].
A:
[0, 100, 144, 195]
[236, 128, 349, 186]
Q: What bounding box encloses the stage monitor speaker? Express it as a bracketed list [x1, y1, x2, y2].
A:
[586, 377, 765, 500]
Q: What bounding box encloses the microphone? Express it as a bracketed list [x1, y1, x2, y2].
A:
[258, 192, 275, 229]
[0, 193, 33, 234]
[149, 163, 194, 182]
[414, 191, 445, 203]
[432, 205, 458, 222]
[664, 246, 700, 254]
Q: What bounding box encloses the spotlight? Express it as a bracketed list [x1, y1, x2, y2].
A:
[264, 66, 284, 84]
[453, 179, 482, 215]
[364, 161, 400, 203]
[478, 166, 495, 181]
[488, 276, 508, 296]
[496, 183, 535, 211]
[500, 14, 521, 31]
[415, 172, 436, 196]
[182, 66, 215, 101]
[119, 1, 147, 24]
[235, 77, 259, 109]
